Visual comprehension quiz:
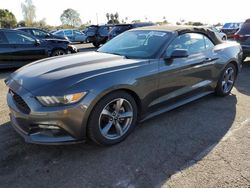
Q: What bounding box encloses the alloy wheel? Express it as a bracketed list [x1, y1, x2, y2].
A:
[222, 67, 235, 93]
[98, 98, 133, 140]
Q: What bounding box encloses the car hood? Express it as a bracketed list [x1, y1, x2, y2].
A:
[8, 52, 145, 95]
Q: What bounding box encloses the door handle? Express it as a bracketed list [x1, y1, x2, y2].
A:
[202, 58, 212, 63]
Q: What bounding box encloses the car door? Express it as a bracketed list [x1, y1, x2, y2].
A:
[4, 30, 48, 62]
[0, 31, 18, 67]
[73, 30, 85, 42]
[64, 30, 74, 42]
[151, 33, 216, 111]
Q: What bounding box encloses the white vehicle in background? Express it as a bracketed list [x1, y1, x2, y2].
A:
[209, 26, 227, 40]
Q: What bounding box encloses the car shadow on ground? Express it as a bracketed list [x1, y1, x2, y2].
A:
[234, 60, 250, 96]
[0, 93, 237, 187]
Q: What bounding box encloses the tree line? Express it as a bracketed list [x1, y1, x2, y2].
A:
[0, 0, 212, 30]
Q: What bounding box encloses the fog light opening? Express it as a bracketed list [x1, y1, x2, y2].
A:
[38, 125, 60, 130]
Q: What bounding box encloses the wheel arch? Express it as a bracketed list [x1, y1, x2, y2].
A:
[83, 87, 142, 139]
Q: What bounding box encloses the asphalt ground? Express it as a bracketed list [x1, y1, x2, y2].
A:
[0, 44, 249, 188]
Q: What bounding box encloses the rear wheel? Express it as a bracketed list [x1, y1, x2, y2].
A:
[215, 63, 237, 96]
[51, 49, 66, 56]
[88, 91, 138, 145]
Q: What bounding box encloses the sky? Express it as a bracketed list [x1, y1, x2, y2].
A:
[1, 0, 250, 26]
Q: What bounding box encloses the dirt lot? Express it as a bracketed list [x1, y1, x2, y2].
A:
[0, 46, 250, 188]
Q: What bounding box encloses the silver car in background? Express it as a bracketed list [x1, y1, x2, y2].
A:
[52, 29, 87, 43]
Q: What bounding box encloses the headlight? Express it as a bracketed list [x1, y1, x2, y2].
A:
[36, 92, 87, 106]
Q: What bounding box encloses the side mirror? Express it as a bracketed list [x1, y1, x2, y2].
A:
[34, 39, 40, 46]
[170, 49, 189, 58]
[46, 33, 50, 38]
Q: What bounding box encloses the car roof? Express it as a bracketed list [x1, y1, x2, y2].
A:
[16, 27, 43, 30]
[132, 25, 223, 45]
[0, 28, 37, 38]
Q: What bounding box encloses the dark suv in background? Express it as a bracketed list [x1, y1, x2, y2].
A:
[234, 19, 250, 60]
[108, 22, 155, 40]
[84, 25, 115, 47]
[0, 29, 74, 68]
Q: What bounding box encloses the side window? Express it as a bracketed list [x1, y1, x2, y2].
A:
[73, 30, 82, 35]
[167, 33, 206, 56]
[0, 32, 8, 44]
[4, 31, 35, 44]
[64, 30, 73, 36]
[204, 36, 214, 49]
[55, 31, 64, 36]
[32, 29, 48, 37]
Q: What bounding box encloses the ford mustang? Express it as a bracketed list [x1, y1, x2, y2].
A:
[5, 26, 243, 145]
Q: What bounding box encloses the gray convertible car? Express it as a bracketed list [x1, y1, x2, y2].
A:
[5, 26, 243, 145]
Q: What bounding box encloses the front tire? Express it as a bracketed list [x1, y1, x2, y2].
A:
[215, 63, 237, 96]
[92, 42, 100, 48]
[51, 49, 66, 56]
[88, 91, 138, 145]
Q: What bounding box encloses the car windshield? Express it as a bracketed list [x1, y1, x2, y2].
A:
[98, 30, 171, 59]
[223, 23, 240, 29]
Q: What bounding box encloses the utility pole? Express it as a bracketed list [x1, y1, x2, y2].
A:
[96, 13, 99, 25]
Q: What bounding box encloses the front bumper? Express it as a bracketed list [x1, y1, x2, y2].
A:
[68, 45, 78, 53]
[6, 80, 96, 145]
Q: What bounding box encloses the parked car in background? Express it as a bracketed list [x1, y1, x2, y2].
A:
[52, 29, 87, 43]
[208, 26, 227, 40]
[0, 29, 74, 68]
[5, 26, 242, 145]
[15, 27, 69, 41]
[84, 25, 115, 47]
[234, 19, 250, 61]
[16, 27, 77, 54]
[221, 22, 242, 38]
[108, 22, 155, 40]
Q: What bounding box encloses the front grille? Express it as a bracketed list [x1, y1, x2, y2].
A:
[10, 90, 31, 114]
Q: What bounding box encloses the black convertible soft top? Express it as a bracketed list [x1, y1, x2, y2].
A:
[134, 25, 223, 45]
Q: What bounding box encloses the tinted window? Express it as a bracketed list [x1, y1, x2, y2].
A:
[204, 36, 214, 49]
[98, 26, 111, 35]
[223, 23, 241, 29]
[54, 31, 64, 36]
[64, 30, 73, 36]
[111, 26, 131, 34]
[4, 31, 35, 44]
[32, 29, 48, 37]
[167, 33, 206, 56]
[0, 32, 8, 44]
[73, 30, 82, 35]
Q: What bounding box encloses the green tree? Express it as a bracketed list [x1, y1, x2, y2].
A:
[60, 8, 82, 27]
[0, 9, 17, 28]
[17, 20, 26, 27]
[106, 12, 119, 24]
[21, 0, 36, 26]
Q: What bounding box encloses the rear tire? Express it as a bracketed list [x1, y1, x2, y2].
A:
[215, 63, 237, 97]
[87, 91, 138, 145]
